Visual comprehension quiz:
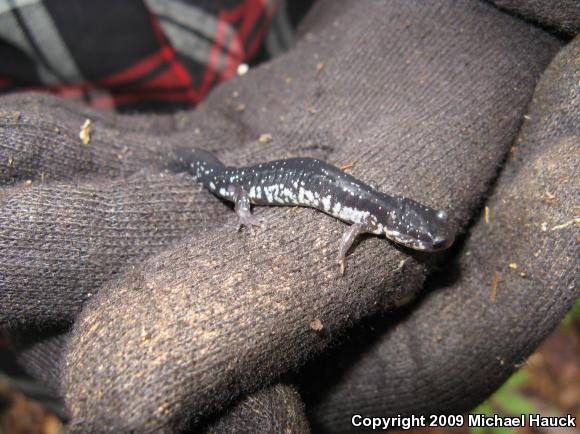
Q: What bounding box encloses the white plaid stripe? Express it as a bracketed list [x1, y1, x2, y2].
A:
[146, 0, 239, 68]
[0, 0, 83, 84]
[15, 0, 83, 83]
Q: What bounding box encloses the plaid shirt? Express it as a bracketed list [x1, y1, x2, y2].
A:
[0, 0, 278, 110]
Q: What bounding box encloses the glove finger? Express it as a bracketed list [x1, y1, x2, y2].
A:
[9, 326, 68, 398]
[201, 383, 310, 434]
[0, 93, 167, 184]
[0, 172, 228, 327]
[489, 0, 580, 37]
[60, 1, 561, 432]
[304, 36, 579, 432]
[0, 91, 243, 184]
[10, 330, 310, 433]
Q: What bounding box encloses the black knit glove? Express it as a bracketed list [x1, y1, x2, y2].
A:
[302, 33, 579, 433]
[1, 1, 577, 432]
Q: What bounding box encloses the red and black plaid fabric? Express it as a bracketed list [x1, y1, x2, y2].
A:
[0, 0, 277, 110]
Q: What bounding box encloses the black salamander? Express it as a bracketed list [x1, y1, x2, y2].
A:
[168, 148, 454, 274]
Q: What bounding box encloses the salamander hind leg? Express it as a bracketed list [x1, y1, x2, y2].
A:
[338, 222, 369, 276]
[228, 184, 264, 233]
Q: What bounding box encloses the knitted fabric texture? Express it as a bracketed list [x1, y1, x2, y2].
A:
[304, 36, 580, 433]
[0, 0, 576, 432]
[10, 329, 311, 432]
[488, 0, 580, 37]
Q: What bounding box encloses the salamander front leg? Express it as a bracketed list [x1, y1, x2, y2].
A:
[228, 185, 263, 232]
[338, 222, 368, 275]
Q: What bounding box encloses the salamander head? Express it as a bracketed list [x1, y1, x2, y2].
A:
[383, 198, 454, 251]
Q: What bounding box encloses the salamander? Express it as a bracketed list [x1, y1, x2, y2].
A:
[167, 148, 454, 274]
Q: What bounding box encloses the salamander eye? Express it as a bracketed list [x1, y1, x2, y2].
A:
[436, 210, 448, 221]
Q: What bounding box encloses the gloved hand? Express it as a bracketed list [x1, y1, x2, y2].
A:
[0, 1, 577, 432]
[302, 34, 580, 433]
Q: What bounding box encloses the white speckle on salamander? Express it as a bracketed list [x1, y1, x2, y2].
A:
[337, 206, 370, 226]
[385, 228, 401, 238]
[264, 185, 276, 202]
[332, 202, 342, 215]
[282, 187, 295, 200]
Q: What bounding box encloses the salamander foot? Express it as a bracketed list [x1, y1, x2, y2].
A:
[338, 222, 368, 275]
[229, 184, 264, 233]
